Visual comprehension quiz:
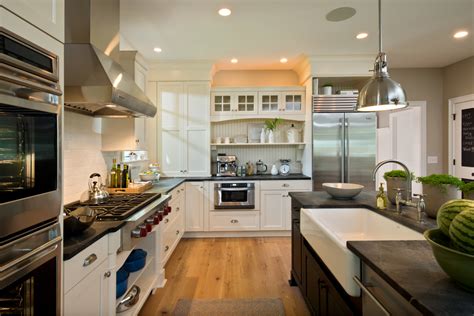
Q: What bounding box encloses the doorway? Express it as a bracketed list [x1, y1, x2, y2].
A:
[376, 101, 427, 194]
[449, 94, 474, 182]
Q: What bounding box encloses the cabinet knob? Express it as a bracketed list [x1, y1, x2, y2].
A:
[176, 230, 180, 235]
[282, 183, 290, 187]
[104, 271, 111, 278]
[230, 219, 239, 224]
[165, 246, 169, 252]
[165, 218, 169, 224]
[83, 253, 97, 267]
[176, 207, 180, 211]
[135, 139, 140, 143]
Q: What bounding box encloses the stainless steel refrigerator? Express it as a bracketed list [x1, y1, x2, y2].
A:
[312, 112, 377, 190]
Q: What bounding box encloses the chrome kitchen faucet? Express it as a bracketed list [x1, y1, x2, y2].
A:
[372, 160, 426, 223]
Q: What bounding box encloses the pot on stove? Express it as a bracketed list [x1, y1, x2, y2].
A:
[80, 173, 109, 204]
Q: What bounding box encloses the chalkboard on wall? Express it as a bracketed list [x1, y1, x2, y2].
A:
[462, 108, 474, 167]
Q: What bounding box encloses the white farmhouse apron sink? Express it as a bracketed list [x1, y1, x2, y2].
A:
[300, 208, 423, 297]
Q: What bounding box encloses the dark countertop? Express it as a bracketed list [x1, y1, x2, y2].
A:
[288, 190, 436, 233]
[347, 241, 474, 315]
[63, 175, 310, 260]
[63, 221, 125, 260]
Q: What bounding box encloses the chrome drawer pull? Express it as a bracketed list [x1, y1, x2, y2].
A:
[282, 183, 290, 187]
[230, 219, 239, 224]
[104, 271, 111, 278]
[83, 253, 98, 267]
[353, 276, 391, 316]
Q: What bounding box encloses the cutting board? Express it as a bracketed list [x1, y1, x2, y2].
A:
[106, 181, 153, 194]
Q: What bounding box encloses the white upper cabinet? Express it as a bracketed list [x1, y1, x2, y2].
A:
[2, 0, 65, 42]
[211, 87, 305, 121]
[211, 92, 258, 116]
[158, 82, 210, 177]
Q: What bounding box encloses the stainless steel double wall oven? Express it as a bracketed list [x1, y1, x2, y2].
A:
[0, 28, 62, 315]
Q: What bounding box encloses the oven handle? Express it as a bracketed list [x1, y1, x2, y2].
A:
[216, 188, 254, 192]
[0, 236, 62, 274]
[0, 68, 62, 96]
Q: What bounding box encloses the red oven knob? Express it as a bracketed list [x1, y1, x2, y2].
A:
[166, 206, 172, 214]
[145, 223, 153, 232]
[157, 211, 164, 221]
[138, 224, 147, 237]
[153, 213, 161, 225]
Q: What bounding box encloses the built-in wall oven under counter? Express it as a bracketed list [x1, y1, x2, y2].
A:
[214, 183, 255, 210]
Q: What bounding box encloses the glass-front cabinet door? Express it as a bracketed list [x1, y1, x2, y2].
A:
[282, 92, 305, 114]
[211, 93, 233, 116]
[259, 93, 281, 113]
[236, 93, 258, 115]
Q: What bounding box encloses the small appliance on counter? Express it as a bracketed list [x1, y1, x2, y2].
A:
[80, 173, 109, 204]
[216, 154, 238, 177]
[256, 160, 268, 175]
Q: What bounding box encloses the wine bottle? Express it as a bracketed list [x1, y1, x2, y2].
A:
[122, 164, 129, 188]
[110, 158, 117, 188]
[116, 164, 122, 188]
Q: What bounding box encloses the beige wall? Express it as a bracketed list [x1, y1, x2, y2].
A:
[212, 70, 300, 87]
[442, 56, 474, 171]
[379, 68, 444, 174]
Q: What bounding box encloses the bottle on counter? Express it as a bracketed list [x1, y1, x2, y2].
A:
[122, 164, 129, 188]
[116, 164, 122, 188]
[110, 158, 118, 188]
[376, 183, 388, 210]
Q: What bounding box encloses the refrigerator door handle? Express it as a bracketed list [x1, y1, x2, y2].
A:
[345, 118, 350, 182]
[340, 118, 345, 183]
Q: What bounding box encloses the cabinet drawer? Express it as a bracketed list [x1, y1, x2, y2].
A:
[170, 184, 185, 203]
[64, 236, 108, 293]
[209, 211, 260, 231]
[161, 215, 183, 265]
[260, 180, 311, 191]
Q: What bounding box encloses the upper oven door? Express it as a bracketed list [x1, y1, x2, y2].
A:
[0, 29, 61, 244]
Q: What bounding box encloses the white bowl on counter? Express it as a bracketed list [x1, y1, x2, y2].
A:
[139, 173, 160, 182]
[322, 183, 364, 200]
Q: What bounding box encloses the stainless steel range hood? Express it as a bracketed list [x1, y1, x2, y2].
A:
[64, 0, 156, 117]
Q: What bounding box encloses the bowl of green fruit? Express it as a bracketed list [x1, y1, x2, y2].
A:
[424, 199, 474, 292]
[139, 170, 159, 182]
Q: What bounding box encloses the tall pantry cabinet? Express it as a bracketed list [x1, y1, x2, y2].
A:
[154, 82, 211, 177]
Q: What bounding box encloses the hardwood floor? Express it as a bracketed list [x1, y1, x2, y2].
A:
[139, 237, 310, 316]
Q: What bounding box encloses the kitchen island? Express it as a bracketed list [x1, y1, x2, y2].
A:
[290, 191, 474, 316]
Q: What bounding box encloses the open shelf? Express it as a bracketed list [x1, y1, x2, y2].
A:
[116, 255, 154, 307]
[118, 272, 158, 316]
[211, 142, 306, 146]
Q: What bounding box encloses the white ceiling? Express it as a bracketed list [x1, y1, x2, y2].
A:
[120, 0, 474, 69]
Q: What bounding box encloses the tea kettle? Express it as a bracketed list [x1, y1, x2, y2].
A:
[80, 173, 109, 204]
[256, 160, 268, 175]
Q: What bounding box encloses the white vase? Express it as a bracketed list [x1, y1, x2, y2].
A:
[271, 164, 278, 175]
[268, 130, 275, 143]
[260, 128, 266, 143]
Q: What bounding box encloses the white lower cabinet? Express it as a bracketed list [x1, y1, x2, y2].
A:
[64, 232, 119, 316]
[64, 259, 111, 316]
[260, 191, 288, 230]
[185, 182, 206, 231]
[209, 211, 260, 231]
[260, 180, 312, 231]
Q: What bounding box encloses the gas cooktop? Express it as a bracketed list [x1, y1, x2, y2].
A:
[64, 193, 161, 221]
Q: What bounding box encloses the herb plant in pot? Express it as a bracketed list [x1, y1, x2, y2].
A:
[417, 174, 463, 218]
[461, 182, 474, 200]
[264, 118, 283, 144]
[383, 170, 411, 205]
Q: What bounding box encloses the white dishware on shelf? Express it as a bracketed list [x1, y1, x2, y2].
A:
[215, 137, 222, 144]
[287, 124, 300, 143]
[224, 137, 231, 144]
[260, 128, 266, 143]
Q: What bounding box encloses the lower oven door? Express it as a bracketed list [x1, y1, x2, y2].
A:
[0, 222, 62, 316]
[214, 183, 255, 209]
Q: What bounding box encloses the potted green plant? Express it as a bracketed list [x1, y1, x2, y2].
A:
[383, 170, 411, 205]
[321, 84, 333, 95]
[417, 174, 463, 218]
[264, 118, 283, 143]
[461, 182, 474, 200]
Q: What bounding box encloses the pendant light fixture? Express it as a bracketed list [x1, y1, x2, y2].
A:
[356, 0, 408, 112]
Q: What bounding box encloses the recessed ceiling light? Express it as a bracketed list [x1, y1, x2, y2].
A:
[218, 8, 231, 16]
[231, 58, 238, 64]
[280, 58, 288, 64]
[105, 104, 117, 108]
[454, 30, 469, 38]
[153, 47, 162, 53]
[356, 32, 368, 39]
